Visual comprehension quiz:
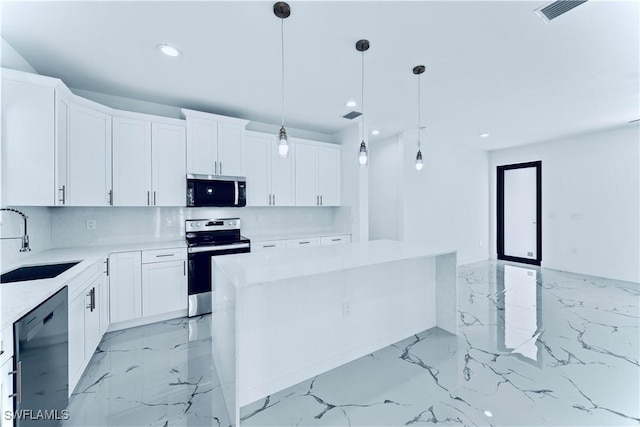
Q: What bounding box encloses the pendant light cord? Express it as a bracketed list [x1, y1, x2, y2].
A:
[281, 17, 285, 128]
[361, 49, 365, 142]
[417, 72, 421, 150]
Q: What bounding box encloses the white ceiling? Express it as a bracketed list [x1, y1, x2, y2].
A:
[2, 1, 638, 150]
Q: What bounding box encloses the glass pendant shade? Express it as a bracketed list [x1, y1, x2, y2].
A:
[278, 126, 289, 159]
[358, 141, 368, 166]
[415, 150, 424, 172]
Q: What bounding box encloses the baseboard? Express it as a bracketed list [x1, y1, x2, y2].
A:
[107, 309, 187, 332]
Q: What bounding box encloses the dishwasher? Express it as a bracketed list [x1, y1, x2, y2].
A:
[13, 287, 68, 425]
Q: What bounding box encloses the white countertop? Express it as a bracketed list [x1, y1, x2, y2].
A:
[244, 230, 350, 242]
[1, 240, 186, 331]
[214, 239, 456, 288]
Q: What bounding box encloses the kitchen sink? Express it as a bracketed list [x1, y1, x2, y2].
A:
[1, 261, 81, 284]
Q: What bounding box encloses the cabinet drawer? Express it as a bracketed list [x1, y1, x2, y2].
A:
[285, 237, 320, 249]
[252, 240, 286, 251]
[321, 235, 351, 246]
[141, 248, 186, 263]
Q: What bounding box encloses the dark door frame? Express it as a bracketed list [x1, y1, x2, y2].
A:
[497, 161, 542, 266]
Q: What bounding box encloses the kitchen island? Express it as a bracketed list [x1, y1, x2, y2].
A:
[211, 240, 458, 426]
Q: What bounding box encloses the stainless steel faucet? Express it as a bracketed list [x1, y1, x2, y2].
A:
[0, 207, 31, 252]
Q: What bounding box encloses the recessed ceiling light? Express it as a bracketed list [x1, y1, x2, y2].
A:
[346, 100, 357, 108]
[158, 44, 182, 57]
[371, 130, 380, 135]
[479, 133, 490, 138]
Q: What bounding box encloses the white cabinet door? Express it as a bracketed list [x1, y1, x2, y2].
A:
[218, 121, 244, 176]
[112, 117, 152, 206]
[1, 356, 14, 427]
[245, 134, 271, 206]
[68, 104, 112, 206]
[186, 117, 217, 175]
[108, 251, 142, 323]
[294, 142, 318, 206]
[1, 77, 55, 205]
[285, 237, 321, 249]
[68, 291, 85, 388]
[141, 259, 187, 317]
[271, 139, 295, 206]
[152, 123, 186, 206]
[55, 94, 70, 206]
[318, 145, 341, 206]
[84, 279, 101, 360]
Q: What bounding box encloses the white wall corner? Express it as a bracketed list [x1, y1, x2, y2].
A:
[1, 38, 37, 74]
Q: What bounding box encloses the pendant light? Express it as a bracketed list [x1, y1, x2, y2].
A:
[356, 39, 370, 166]
[413, 65, 425, 172]
[274, 2, 290, 159]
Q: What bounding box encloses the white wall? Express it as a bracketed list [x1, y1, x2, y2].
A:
[336, 123, 368, 242]
[1, 207, 52, 267]
[369, 135, 402, 240]
[489, 124, 640, 283]
[50, 206, 344, 248]
[399, 132, 490, 265]
[1, 38, 37, 73]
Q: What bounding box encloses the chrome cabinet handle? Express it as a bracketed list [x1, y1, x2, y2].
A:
[299, 241, 310, 245]
[58, 185, 66, 204]
[155, 254, 174, 258]
[220, 162, 222, 175]
[214, 161, 218, 175]
[332, 238, 341, 241]
[183, 260, 186, 276]
[147, 191, 150, 206]
[9, 361, 22, 404]
[316, 195, 319, 206]
[273, 194, 276, 206]
[263, 244, 276, 248]
[108, 190, 113, 206]
[320, 195, 323, 206]
[154, 191, 157, 206]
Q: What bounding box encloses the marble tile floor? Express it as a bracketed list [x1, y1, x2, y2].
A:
[65, 261, 639, 426]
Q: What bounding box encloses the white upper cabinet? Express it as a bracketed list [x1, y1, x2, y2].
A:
[67, 101, 113, 206]
[152, 122, 186, 206]
[111, 114, 186, 206]
[183, 109, 248, 177]
[293, 139, 341, 206]
[112, 116, 152, 206]
[1, 69, 63, 205]
[245, 131, 295, 206]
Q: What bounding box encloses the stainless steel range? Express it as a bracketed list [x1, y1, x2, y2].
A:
[185, 218, 250, 317]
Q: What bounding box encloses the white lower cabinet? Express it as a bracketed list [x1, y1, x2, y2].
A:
[321, 235, 351, 246]
[285, 237, 321, 249]
[68, 262, 104, 394]
[252, 240, 286, 251]
[1, 355, 14, 427]
[108, 251, 142, 323]
[141, 250, 187, 317]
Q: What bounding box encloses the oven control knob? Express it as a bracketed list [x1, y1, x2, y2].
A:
[231, 221, 236, 226]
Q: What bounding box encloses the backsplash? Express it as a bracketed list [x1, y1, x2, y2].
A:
[51, 206, 350, 248]
[1, 207, 53, 267]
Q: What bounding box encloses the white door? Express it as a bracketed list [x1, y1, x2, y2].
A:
[186, 117, 217, 175]
[68, 292, 85, 387]
[502, 165, 538, 261]
[317, 146, 341, 206]
[109, 251, 142, 323]
[152, 123, 186, 206]
[141, 260, 187, 317]
[112, 117, 152, 206]
[271, 139, 295, 206]
[68, 104, 112, 206]
[55, 95, 70, 206]
[294, 142, 318, 206]
[217, 121, 244, 176]
[244, 135, 271, 206]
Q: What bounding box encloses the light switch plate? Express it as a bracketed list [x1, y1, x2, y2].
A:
[86, 219, 96, 230]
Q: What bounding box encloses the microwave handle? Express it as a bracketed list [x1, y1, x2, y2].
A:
[234, 180, 239, 205]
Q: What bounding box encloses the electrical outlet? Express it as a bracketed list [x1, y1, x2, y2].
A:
[86, 220, 96, 230]
[343, 302, 351, 318]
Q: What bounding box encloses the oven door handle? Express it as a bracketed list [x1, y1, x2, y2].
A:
[234, 180, 239, 206]
[188, 243, 250, 254]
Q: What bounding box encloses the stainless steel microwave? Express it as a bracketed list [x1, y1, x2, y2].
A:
[186, 174, 247, 207]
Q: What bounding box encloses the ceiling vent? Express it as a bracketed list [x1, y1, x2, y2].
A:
[535, 0, 588, 23]
[342, 111, 362, 120]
